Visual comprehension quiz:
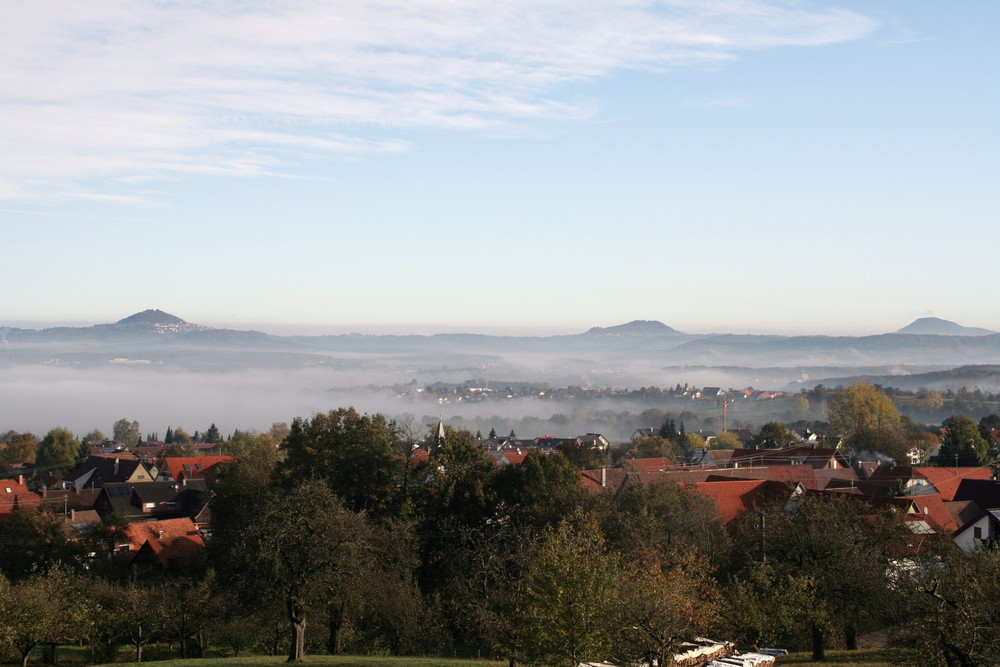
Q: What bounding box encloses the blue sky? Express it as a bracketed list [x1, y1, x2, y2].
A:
[2, 1, 998, 336]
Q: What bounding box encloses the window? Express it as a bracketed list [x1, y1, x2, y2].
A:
[974, 527, 983, 540]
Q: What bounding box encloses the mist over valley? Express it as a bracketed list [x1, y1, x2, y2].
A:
[4, 310, 1000, 436]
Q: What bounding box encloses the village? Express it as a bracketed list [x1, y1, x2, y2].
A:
[2, 382, 999, 666]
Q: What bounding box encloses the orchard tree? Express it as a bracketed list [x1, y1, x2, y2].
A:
[910, 546, 1000, 666]
[212, 480, 368, 663]
[0, 568, 94, 667]
[611, 552, 718, 667]
[510, 515, 619, 667]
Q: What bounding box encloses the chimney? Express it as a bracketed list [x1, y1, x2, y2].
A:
[17, 474, 24, 486]
[41, 487, 48, 498]
[600, 467, 607, 488]
[114, 457, 120, 475]
[70, 509, 75, 521]
[157, 530, 165, 539]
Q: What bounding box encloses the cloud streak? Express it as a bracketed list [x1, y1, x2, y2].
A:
[0, 1, 878, 199]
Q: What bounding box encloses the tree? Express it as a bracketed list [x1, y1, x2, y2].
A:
[172, 427, 193, 445]
[493, 451, 584, 527]
[683, 432, 706, 451]
[421, 427, 497, 529]
[828, 382, 901, 436]
[601, 481, 728, 567]
[632, 436, 680, 461]
[280, 408, 403, 516]
[81, 429, 105, 443]
[93, 580, 170, 663]
[611, 552, 717, 667]
[939, 415, 989, 466]
[37, 427, 80, 472]
[0, 568, 93, 667]
[268, 422, 291, 447]
[829, 383, 907, 461]
[718, 561, 816, 651]
[909, 546, 1000, 666]
[752, 422, 796, 449]
[510, 515, 618, 666]
[978, 413, 1000, 443]
[0, 432, 38, 468]
[658, 418, 678, 443]
[212, 480, 367, 663]
[907, 432, 942, 465]
[0, 510, 74, 581]
[711, 431, 741, 449]
[112, 418, 141, 446]
[733, 495, 910, 660]
[162, 575, 223, 659]
[556, 440, 608, 469]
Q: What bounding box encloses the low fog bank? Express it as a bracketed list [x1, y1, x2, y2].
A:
[1, 364, 784, 439]
[5, 361, 995, 441]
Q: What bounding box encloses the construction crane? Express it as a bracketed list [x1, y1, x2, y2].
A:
[695, 395, 731, 432]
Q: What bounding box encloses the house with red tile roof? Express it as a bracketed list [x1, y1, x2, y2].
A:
[161, 456, 233, 485]
[729, 445, 850, 470]
[914, 467, 994, 501]
[902, 493, 960, 534]
[121, 517, 206, 569]
[0, 475, 41, 518]
[621, 457, 676, 474]
[691, 479, 804, 525]
[580, 468, 628, 493]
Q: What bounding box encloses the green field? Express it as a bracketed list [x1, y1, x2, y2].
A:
[91, 657, 504, 667]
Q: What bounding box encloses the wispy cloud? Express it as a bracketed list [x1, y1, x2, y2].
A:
[0, 1, 878, 200]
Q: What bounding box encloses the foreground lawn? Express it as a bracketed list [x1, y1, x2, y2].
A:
[777, 647, 914, 666]
[94, 656, 504, 667]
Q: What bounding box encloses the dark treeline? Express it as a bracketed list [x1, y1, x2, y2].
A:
[2, 406, 1000, 666]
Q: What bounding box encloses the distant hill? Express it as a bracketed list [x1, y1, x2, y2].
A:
[585, 320, 682, 336]
[117, 309, 186, 325]
[897, 317, 996, 337]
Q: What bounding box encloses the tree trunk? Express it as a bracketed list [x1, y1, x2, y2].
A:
[20, 647, 33, 667]
[326, 608, 345, 655]
[811, 625, 825, 662]
[196, 630, 209, 658]
[845, 625, 857, 651]
[286, 596, 307, 663]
